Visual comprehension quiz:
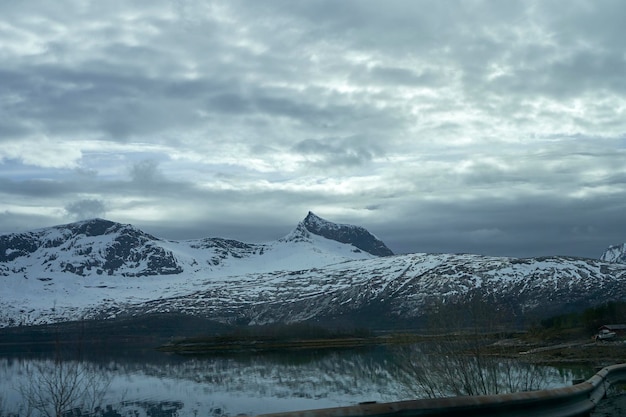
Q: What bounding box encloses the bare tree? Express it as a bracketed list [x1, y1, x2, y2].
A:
[392, 342, 550, 398]
[18, 359, 111, 417]
[392, 294, 549, 398]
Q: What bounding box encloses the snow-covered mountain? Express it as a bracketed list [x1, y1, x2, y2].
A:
[296, 211, 393, 257]
[0, 212, 387, 279]
[0, 219, 183, 277]
[1, 214, 626, 329]
[600, 243, 626, 264]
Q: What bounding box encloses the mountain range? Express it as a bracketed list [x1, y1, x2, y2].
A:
[1, 212, 626, 330]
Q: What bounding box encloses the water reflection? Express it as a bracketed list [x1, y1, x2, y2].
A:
[0, 346, 590, 417]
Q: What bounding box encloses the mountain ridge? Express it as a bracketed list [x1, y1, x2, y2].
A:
[1, 215, 626, 329]
[1, 213, 388, 279]
[600, 243, 626, 264]
[299, 211, 394, 257]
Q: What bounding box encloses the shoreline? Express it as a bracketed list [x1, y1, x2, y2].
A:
[485, 337, 626, 368]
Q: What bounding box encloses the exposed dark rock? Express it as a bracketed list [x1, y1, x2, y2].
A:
[600, 243, 626, 264]
[302, 212, 394, 257]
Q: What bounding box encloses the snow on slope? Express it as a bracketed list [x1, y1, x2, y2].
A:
[162, 223, 378, 279]
[3, 250, 626, 328]
[1, 215, 380, 279]
[600, 243, 626, 264]
[0, 219, 182, 278]
[0, 215, 382, 327]
[299, 211, 393, 257]
[2, 216, 626, 329]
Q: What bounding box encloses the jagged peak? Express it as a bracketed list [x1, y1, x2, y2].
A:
[55, 218, 126, 237]
[67, 217, 118, 231]
[42, 218, 158, 241]
[600, 243, 626, 264]
[303, 211, 335, 229]
[288, 211, 394, 257]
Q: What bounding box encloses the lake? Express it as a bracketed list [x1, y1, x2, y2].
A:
[0, 345, 590, 417]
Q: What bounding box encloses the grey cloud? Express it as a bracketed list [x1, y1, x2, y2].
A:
[237, 0, 454, 51]
[0, 121, 30, 141]
[0, 211, 59, 235]
[0, 159, 189, 206]
[601, 172, 626, 187]
[293, 137, 382, 168]
[547, 51, 626, 96]
[234, 0, 527, 59]
[449, 4, 626, 108]
[459, 163, 527, 187]
[205, 86, 361, 126]
[129, 160, 162, 184]
[485, 49, 626, 100]
[200, 83, 410, 148]
[384, 194, 626, 258]
[364, 66, 442, 87]
[0, 0, 421, 148]
[121, 160, 201, 198]
[540, 0, 626, 50]
[65, 199, 107, 220]
[206, 93, 251, 115]
[0, 177, 80, 198]
[0, 66, 188, 141]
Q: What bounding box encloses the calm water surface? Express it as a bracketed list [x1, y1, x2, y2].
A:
[0, 346, 591, 417]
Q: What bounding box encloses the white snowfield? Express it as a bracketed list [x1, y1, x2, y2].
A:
[1, 217, 625, 328]
[600, 243, 626, 264]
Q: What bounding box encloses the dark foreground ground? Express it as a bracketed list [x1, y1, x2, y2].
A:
[488, 335, 626, 368]
[591, 391, 626, 417]
[491, 337, 626, 417]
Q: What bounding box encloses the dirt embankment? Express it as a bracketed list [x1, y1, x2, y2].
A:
[487, 336, 626, 367]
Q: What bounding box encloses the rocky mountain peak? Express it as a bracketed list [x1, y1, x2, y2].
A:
[65, 218, 120, 236]
[61, 218, 158, 240]
[600, 243, 626, 264]
[0, 218, 180, 277]
[300, 212, 394, 257]
[302, 211, 332, 230]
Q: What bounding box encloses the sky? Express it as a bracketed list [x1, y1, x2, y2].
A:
[1, 0, 626, 259]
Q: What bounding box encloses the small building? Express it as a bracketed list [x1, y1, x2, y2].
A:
[599, 324, 626, 335]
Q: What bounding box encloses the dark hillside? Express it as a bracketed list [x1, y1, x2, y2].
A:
[0, 313, 233, 356]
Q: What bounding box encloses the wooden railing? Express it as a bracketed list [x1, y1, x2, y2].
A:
[254, 363, 626, 417]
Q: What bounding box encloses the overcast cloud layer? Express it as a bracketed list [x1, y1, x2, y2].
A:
[1, 0, 626, 258]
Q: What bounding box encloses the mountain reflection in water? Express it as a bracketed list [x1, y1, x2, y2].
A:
[0, 346, 589, 417]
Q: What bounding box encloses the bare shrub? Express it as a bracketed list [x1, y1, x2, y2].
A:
[392, 294, 549, 397]
[18, 359, 111, 417]
[392, 342, 550, 398]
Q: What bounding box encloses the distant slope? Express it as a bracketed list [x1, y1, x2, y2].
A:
[2, 250, 626, 329]
[600, 243, 626, 264]
[87, 254, 626, 329]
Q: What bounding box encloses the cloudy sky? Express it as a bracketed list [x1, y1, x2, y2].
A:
[1, 0, 625, 258]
